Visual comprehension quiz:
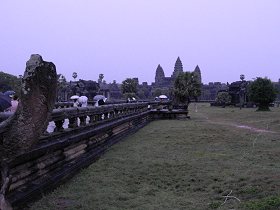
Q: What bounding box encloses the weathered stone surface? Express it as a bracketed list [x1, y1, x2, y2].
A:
[0, 54, 57, 160]
[0, 54, 57, 210]
[0, 194, 12, 210]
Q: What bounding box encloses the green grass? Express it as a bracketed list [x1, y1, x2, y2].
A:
[242, 196, 280, 210]
[28, 104, 280, 210]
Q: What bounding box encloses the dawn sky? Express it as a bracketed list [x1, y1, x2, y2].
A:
[1, 0, 279, 84]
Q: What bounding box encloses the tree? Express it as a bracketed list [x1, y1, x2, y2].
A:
[121, 78, 138, 99]
[216, 91, 232, 107]
[0, 71, 21, 95]
[137, 89, 145, 99]
[173, 72, 201, 107]
[152, 87, 170, 98]
[152, 88, 163, 97]
[98, 74, 104, 84]
[137, 85, 150, 99]
[248, 77, 277, 111]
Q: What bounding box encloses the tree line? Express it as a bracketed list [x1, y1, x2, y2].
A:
[1, 70, 277, 111]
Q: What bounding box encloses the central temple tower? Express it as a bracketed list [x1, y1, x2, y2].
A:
[171, 57, 183, 78]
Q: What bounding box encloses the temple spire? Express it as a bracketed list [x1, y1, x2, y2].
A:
[155, 64, 165, 84]
[193, 65, 202, 84]
[172, 56, 183, 78]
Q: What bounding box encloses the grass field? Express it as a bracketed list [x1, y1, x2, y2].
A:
[28, 104, 280, 210]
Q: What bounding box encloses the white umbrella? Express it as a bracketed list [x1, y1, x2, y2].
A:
[70, 95, 79, 100]
[93, 95, 106, 101]
[4, 90, 16, 96]
[78, 96, 88, 103]
[159, 95, 168, 99]
[78, 96, 88, 107]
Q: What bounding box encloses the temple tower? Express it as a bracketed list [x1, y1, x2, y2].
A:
[155, 64, 165, 84]
[171, 57, 183, 78]
[193, 65, 202, 84]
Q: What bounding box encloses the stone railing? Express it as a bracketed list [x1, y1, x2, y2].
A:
[46, 102, 149, 134]
[0, 101, 177, 125]
[0, 101, 151, 123]
[0, 101, 188, 208]
[2, 102, 152, 207]
[54, 99, 128, 109]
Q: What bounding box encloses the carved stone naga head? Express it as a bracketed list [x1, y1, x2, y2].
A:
[1, 54, 57, 160]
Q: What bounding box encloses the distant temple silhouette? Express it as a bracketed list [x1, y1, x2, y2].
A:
[153, 56, 202, 89]
[150, 57, 230, 101]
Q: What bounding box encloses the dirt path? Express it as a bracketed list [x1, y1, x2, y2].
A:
[233, 124, 276, 133]
[195, 112, 277, 134]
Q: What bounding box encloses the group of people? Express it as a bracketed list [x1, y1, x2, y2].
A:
[71, 95, 107, 107]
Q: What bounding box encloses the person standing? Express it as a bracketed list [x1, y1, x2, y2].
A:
[5, 95, 19, 112]
[73, 99, 79, 107]
[78, 96, 88, 107]
[10, 95, 19, 112]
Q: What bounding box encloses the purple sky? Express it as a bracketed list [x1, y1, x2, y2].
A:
[1, 0, 280, 84]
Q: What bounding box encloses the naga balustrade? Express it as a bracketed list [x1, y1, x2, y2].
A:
[48, 102, 149, 134]
[0, 101, 174, 126]
[54, 99, 128, 109]
[0, 102, 153, 126]
[0, 102, 155, 207]
[0, 101, 187, 208]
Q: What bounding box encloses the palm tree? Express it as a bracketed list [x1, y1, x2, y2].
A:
[72, 72, 78, 81]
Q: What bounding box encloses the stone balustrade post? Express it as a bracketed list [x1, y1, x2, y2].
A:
[94, 115, 100, 122]
[89, 114, 95, 124]
[54, 119, 64, 132]
[79, 116, 86, 126]
[68, 117, 78, 128]
[110, 111, 115, 118]
[104, 112, 109, 120]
